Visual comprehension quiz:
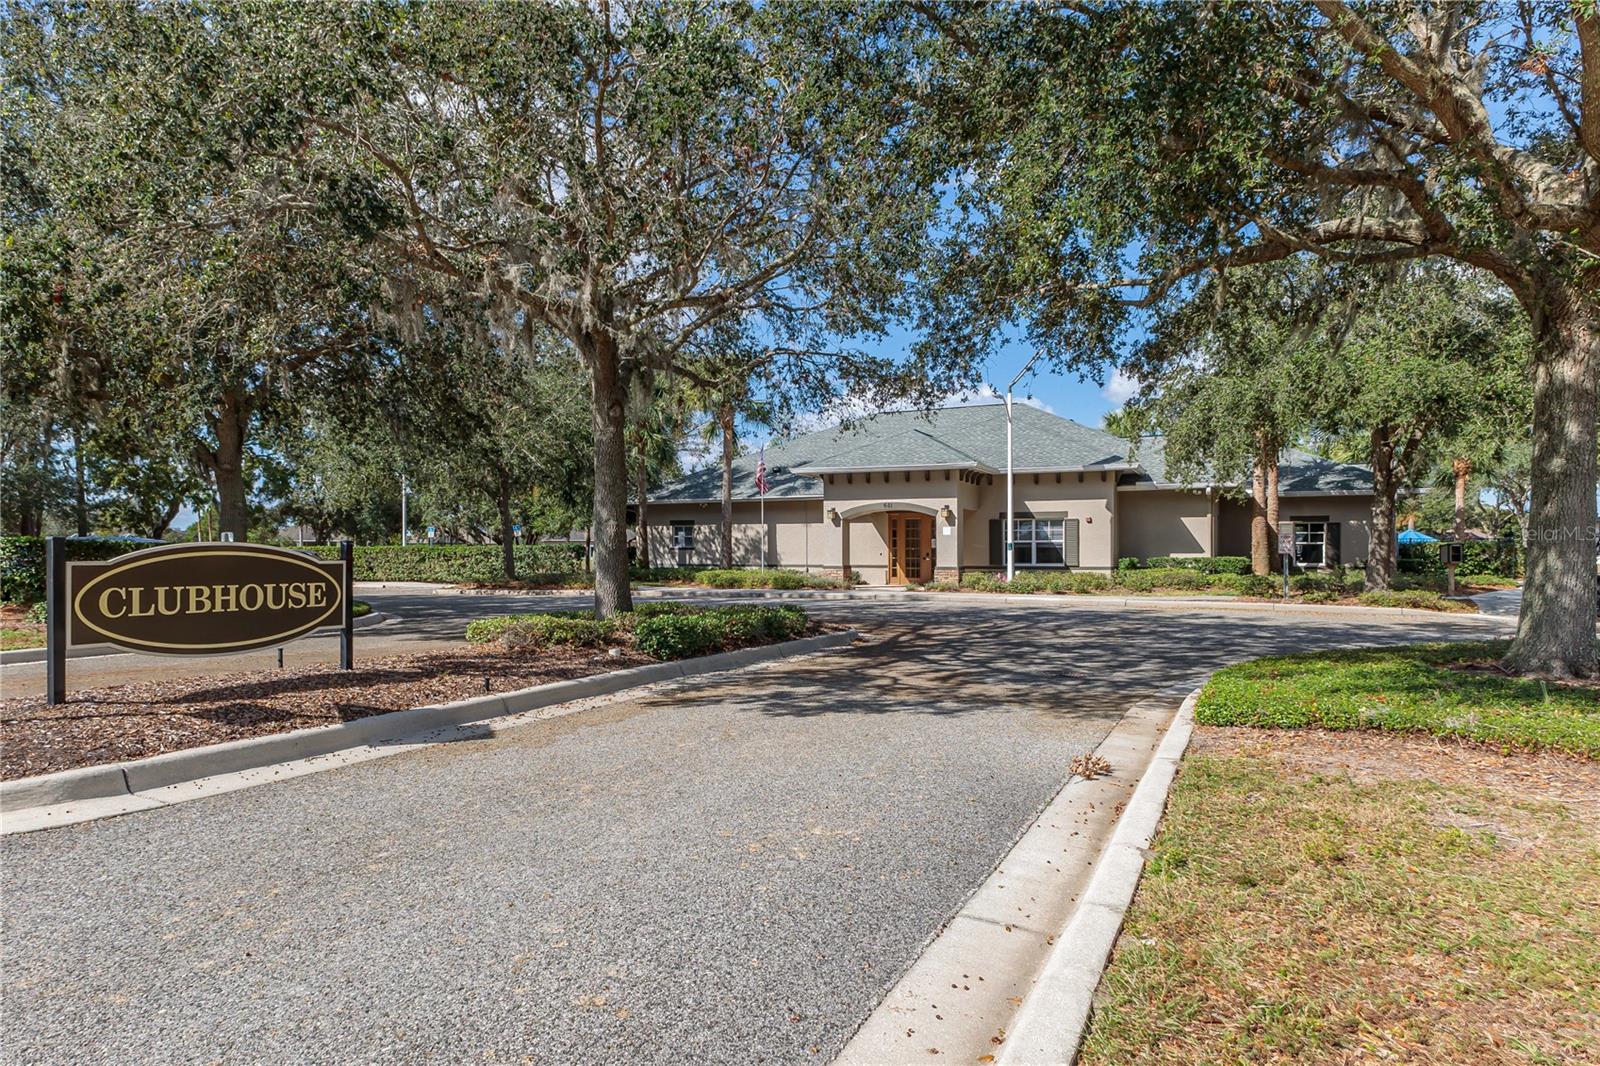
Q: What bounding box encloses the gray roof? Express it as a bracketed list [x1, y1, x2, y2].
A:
[647, 403, 1373, 502]
[1121, 437, 1374, 493]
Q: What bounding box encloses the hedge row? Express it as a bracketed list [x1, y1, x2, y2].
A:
[1117, 555, 1252, 575]
[1399, 539, 1521, 577]
[1, 535, 142, 604]
[464, 603, 810, 660]
[301, 543, 583, 582]
[954, 568, 1280, 597]
[638, 567, 843, 590]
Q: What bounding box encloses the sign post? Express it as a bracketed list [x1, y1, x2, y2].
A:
[1278, 528, 1295, 599]
[340, 539, 354, 670]
[45, 536, 66, 706]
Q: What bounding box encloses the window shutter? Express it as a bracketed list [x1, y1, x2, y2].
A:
[1326, 522, 1341, 566]
[1063, 519, 1080, 568]
[989, 519, 1003, 568]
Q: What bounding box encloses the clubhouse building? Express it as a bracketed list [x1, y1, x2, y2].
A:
[644, 403, 1376, 584]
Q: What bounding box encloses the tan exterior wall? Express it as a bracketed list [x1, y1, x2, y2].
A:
[964, 471, 1120, 570]
[646, 476, 1373, 577]
[1116, 489, 1214, 561]
[1217, 495, 1374, 567]
[643, 499, 827, 569]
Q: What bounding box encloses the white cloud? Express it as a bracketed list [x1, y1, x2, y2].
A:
[1102, 368, 1141, 405]
[943, 383, 1056, 414]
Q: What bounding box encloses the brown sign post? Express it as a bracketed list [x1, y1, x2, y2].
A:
[46, 539, 353, 706]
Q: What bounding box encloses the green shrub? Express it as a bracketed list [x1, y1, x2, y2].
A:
[718, 604, 808, 644]
[1231, 574, 1279, 597]
[633, 611, 727, 658]
[1142, 555, 1251, 575]
[465, 611, 617, 646]
[633, 566, 838, 590]
[1114, 568, 1210, 592]
[1117, 556, 1143, 570]
[1, 535, 144, 604]
[1357, 590, 1466, 611]
[302, 543, 582, 583]
[1066, 572, 1112, 593]
[961, 570, 1006, 592]
[468, 603, 810, 659]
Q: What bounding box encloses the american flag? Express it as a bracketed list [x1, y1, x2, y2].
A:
[754, 445, 768, 496]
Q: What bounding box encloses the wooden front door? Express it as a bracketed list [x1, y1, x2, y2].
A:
[887, 513, 930, 585]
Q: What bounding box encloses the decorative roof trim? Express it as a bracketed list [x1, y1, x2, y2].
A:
[645, 494, 824, 504]
[789, 461, 993, 475]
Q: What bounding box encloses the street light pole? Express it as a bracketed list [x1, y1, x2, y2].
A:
[1006, 351, 1044, 582]
[400, 475, 409, 546]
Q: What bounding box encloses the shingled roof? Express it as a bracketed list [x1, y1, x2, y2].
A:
[1121, 436, 1375, 494]
[647, 402, 1373, 502]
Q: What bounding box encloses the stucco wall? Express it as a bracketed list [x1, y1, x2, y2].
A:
[1116, 489, 1214, 561]
[642, 499, 827, 569]
[1216, 495, 1374, 567]
[964, 471, 1120, 570]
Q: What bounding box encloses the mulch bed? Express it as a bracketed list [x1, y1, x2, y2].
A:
[1, 645, 656, 781]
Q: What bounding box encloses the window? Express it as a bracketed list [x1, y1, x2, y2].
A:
[1013, 518, 1067, 567]
[670, 522, 694, 551]
[1293, 521, 1327, 568]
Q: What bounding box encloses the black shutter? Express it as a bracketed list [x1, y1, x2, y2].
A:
[989, 519, 1003, 568]
[1326, 522, 1341, 566]
[1063, 519, 1080, 568]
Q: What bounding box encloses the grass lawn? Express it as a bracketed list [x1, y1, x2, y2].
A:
[1196, 641, 1600, 759]
[1078, 734, 1600, 1064]
[1, 626, 44, 650]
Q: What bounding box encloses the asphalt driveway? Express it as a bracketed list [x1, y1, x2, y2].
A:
[1, 597, 1490, 1065]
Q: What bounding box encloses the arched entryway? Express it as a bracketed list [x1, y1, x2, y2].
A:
[885, 511, 934, 585]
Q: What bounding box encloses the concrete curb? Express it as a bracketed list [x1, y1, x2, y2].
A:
[0, 611, 391, 666]
[631, 587, 1513, 623]
[0, 629, 857, 831]
[995, 688, 1200, 1066]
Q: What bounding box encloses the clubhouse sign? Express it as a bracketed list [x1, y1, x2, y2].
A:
[67, 543, 347, 655]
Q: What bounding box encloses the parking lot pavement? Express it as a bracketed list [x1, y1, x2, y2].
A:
[1, 599, 1486, 1064]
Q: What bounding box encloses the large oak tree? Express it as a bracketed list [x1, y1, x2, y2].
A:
[255, 1, 953, 616]
[919, 1, 1599, 675]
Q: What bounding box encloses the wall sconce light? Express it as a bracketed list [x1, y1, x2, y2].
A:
[826, 507, 840, 524]
[938, 505, 955, 525]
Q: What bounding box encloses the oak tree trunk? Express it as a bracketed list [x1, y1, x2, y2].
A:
[1265, 450, 1280, 570]
[1250, 443, 1270, 576]
[1365, 425, 1399, 592]
[150, 499, 182, 542]
[634, 448, 650, 569]
[71, 425, 89, 536]
[210, 389, 250, 542]
[587, 335, 634, 618]
[1451, 457, 1472, 540]
[1505, 294, 1598, 677]
[496, 470, 517, 583]
[719, 400, 735, 568]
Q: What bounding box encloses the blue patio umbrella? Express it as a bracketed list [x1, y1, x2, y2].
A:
[1397, 528, 1438, 545]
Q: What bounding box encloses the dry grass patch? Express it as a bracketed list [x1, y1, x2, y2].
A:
[1079, 727, 1600, 1065]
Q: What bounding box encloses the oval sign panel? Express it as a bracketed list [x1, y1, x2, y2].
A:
[68, 543, 347, 655]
